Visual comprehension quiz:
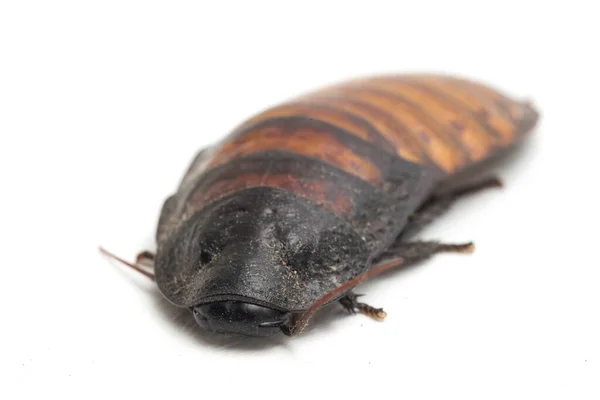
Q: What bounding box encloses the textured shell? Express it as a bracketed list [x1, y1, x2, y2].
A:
[154, 73, 539, 310]
[242, 73, 538, 174]
[159, 73, 538, 244]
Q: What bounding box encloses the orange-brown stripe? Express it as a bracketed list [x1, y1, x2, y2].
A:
[309, 86, 469, 173]
[441, 76, 527, 123]
[407, 75, 517, 145]
[205, 123, 383, 186]
[360, 78, 499, 162]
[239, 103, 393, 151]
[401, 79, 505, 142]
[291, 96, 426, 165]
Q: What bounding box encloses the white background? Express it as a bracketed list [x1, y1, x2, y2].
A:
[1, 1, 599, 398]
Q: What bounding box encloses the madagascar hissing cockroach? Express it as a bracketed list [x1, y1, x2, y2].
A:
[100, 73, 539, 337]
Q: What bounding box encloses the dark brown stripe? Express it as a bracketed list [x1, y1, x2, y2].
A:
[207, 116, 385, 186]
[238, 102, 395, 153]
[381, 79, 503, 163]
[397, 80, 503, 141]
[404, 75, 518, 144]
[315, 86, 471, 171]
[183, 151, 385, 220]
[295, 95, 431, 165]
[443, 76, 522, 123]
[350, 86, 472, 158]
[290, 102, 397, 151]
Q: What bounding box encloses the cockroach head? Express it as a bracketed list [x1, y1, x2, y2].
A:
[190, 301, 292, 336]
[154, 188, 368, 336]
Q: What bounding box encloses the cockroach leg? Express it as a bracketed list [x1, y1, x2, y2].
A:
[135, 250, 155, 267]
[335, 241, 472, 323]
[99, 247, 155, 280]
[281, 257, 405, 336]
[403, 176, 502, 238]
[284, 240, 474, 336]
[339, 291, 387, 321]
[375, 240, 474, 267]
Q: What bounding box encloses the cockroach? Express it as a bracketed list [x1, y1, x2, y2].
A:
[101, 73, 539, 337]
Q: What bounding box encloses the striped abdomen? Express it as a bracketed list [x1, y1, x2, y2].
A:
[159, 74, 539, 245]
[240, 74, 538, 173]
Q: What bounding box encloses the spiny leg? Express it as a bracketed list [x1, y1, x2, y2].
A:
[403, 176, 502, 239]
[340, 178, 496, 321]
[285, 178, 497, 335]
[339, 291, 387, 321]
[338, 240, 474, 320]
